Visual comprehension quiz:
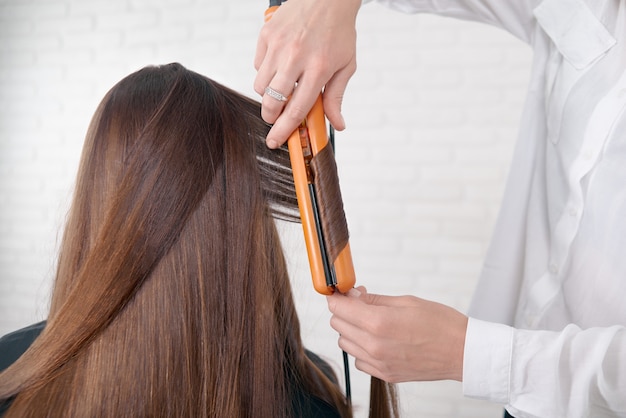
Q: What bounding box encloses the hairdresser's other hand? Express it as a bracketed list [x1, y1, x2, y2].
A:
[254, 0, 361, 148]
[327, 287, 468, 383]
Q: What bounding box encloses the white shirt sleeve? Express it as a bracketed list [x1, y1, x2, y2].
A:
[463, 318, 513, 404]
[370, 0, 541, 42]
[464, 318, 626, 417]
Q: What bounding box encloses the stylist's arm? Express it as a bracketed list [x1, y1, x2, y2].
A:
[327, 287, 468, 383]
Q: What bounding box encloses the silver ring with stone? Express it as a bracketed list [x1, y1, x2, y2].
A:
[264, 86, 289, 102]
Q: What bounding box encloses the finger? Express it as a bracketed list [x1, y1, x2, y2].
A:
[336, 333, 371, 362]
[265, 71, 327, 148]
[253, 25, 279, 96]
[362, 292, 420, 308]
[328, 289, 415, 320]
[327, 293, 385, 333]
[254, 9, 289, 92]
[254, 30, 298, 98]
[346, 287, 361, 298]
[329, 310, 369, 338]
[322, 61, 355, 131]
[253, 58, 272, 98]
[260, 76, 296, 126]
[326, 291, 362, 318]
[337, 335, 390, 382]
[340, 334, 404, 383]
[353, 358, 389, 382]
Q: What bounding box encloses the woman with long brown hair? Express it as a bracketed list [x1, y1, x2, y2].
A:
[0, 63, 398, 418]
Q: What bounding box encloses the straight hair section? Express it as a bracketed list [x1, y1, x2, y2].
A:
[0, 63, 352, 418]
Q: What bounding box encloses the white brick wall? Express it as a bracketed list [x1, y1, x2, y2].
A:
[0, 0, 532, 416]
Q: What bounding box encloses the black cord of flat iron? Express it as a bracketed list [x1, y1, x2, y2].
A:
[309, 124, 352, 405]
[328, 124, 352, 406]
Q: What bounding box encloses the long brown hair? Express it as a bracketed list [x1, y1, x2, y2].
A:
[0, 63, 352, 417]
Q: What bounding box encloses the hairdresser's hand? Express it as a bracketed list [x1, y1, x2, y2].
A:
[254, 0, 361, 148]
[327, 287, 468, 383]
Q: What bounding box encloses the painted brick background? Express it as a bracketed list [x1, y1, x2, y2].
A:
[0, 0, 532, 416]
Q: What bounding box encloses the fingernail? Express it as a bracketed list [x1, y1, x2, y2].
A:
[347, 288, 361, 298]
[266, 139, 278, 149]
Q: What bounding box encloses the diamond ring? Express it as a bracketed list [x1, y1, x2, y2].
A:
[264, 86, 289, 102]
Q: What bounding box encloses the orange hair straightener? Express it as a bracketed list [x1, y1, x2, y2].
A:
[264, 3, 356, 296]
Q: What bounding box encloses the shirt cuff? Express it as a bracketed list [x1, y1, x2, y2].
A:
[462, 317, 513, 403]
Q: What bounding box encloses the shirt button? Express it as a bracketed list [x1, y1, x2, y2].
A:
[568, 207, 578, 217]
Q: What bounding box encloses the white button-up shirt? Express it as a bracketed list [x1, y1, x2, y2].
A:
[372, 0, 626, 416]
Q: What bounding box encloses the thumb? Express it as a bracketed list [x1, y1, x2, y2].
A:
[362, 292, 419, 308]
